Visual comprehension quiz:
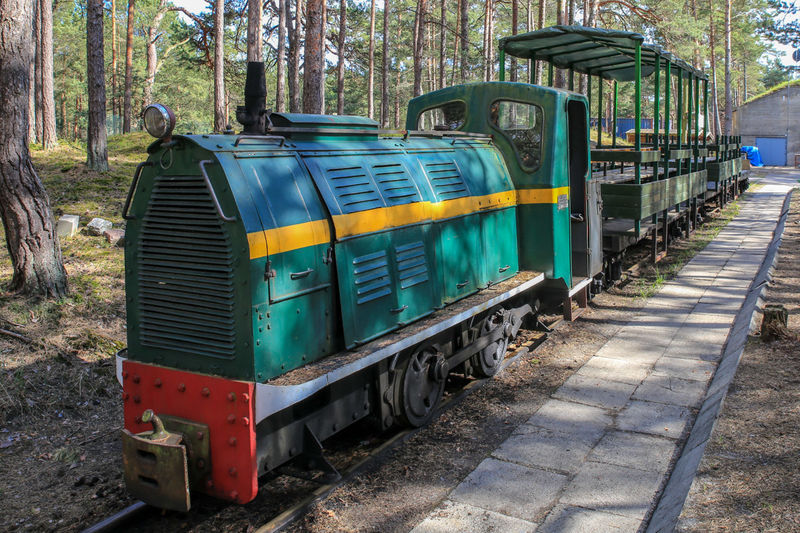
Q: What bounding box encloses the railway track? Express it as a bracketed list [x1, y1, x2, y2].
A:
[80, 328, 553, 533]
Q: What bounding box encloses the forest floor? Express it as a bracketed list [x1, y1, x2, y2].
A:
[0, 145, 791, 533]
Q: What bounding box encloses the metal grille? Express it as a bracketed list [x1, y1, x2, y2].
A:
[395, 241, 429, 289]
[138, 175, 236, 359]
[424, 161, 469, 200]
[353, 250, 391, 305]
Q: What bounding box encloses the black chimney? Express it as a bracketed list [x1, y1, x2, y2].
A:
[236, 61, 267, 134]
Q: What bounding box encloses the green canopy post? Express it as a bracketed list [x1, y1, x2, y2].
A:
[653, 54, 660, 179]
[612, 81, 618, 148]
[597, 77, 603, 147]
[634, 42, 641, 184]
[703, 79, 708, 148]
[499, 48, 506, 81]
[548, 63, 553, 86]
[686, 74, 693, 173]
[676, 69, 683, 180]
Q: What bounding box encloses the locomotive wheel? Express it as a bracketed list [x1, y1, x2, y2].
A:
[471, 309, 510, 378]
[395, 348, 448, 427]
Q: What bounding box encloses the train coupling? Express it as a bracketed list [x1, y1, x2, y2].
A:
[121, 409, 211, 512]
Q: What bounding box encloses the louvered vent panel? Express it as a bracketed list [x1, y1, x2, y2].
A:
[327, 165, 383, 213]
[372, 163, 421, 205]
[138, 175, 236, 359]
[424, 161, 469, 200]
[353, 250, 392, 304]
[395, 241, 429, 289]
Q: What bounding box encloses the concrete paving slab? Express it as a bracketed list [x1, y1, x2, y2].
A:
[493, 426, 599, 474]
[593, 338, 667, 366]
[553, 374, 639, 410]
[411, 500, 538, 533]
[559, 461, 666, 520]
[525, 399, 612, 438]
[576, 356, 652, 385]
[616, 400, 691, 439]
[450, 458, 568, 523]
[652, 357, 716, 383]
[588, 430, 675, 473]
[632, 372, 708, 408]
[537, 504, 641, 533]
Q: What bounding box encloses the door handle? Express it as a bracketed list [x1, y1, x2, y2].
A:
[570, 213, 584, 223]
[498, 265, 510, 273]
[290, 268, 314, 280]
[457, 280, 470, 289]
[390, 305, 408, 314]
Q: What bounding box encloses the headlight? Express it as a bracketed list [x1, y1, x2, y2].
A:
[143, 104, 175, 139]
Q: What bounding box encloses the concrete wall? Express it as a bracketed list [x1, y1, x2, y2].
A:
[734, 83, 800, 166]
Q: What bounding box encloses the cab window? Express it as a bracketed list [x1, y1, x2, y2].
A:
[490, 100, 543, 171]
[417, 101, 466, 131]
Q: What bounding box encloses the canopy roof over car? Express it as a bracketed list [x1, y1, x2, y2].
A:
[498, 25, 706, 82]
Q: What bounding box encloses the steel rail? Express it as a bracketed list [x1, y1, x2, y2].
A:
[80, 327, 555, 533]
[80, 501, 149, 533]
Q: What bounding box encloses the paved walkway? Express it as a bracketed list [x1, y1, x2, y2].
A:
[411, 175, 795, 533]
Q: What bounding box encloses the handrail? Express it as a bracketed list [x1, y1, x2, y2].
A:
[198, 160, 237, 222]
[122, 161, 154, 220]
[234, 135, 286, 147]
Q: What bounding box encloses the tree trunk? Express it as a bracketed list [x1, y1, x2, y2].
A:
[483, 0, 494, 82]
[123, 0, 135, 133]
[0, 0, 68, 298]
[381, 0, 389, 126]
[438, 0, 446, 89]
[336, 0, 346, 114]
[536, 0, 546, 84]
[459, 0, 467, 83]
[303, 0, 325, 113]
[412, 0, 427, 97]
[248, 0, 263, 62]
[87, 0, 108, 171]
[723, 0, 731, 134]
[510, 0, 517, 82]
[40, 0, 56, 149]
[367, 0, 376, 118]
[60, 96, 68, 139]
[288, 0, 303, 113]
[708, 0, 720, 138]
[394, 7, 402, 127]
[555, 0, 566, 87]
[276, 0, 287, 111]
[28, 7, 37, 144]
[35, 0, 43, 143]
[144, 0, 168, 107]
[214, 0, 226, 131]
[588, 0, 596, 26]
[111, 0, 118, 134]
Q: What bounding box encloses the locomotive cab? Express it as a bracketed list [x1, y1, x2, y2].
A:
[407, 82, 602, 293]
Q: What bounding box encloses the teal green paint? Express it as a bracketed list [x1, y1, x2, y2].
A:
[499, 48, 506, 81]
[406, 82, 580, 286]
[653, 55, 660, 182]
[548, 64, 553, 86]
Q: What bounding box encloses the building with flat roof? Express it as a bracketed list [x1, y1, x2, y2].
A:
[733, 80, 800, 166]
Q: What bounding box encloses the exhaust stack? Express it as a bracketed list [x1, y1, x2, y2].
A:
[236, 61, 267, 134]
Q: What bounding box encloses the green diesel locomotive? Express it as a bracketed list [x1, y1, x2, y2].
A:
[119, 26, 744, 511]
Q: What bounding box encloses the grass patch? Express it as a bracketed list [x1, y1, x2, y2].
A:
[630, 197, 742, 300]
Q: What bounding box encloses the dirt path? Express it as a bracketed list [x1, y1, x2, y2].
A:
[0, 187, 753, 532]
[676, 192, 800, 532]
